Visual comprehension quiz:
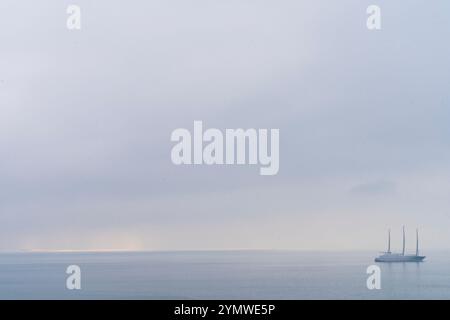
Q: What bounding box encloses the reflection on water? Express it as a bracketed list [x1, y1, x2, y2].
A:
[0, 251, 449, 299]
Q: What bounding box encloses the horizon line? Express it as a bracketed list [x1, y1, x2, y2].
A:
[0, 248, 448, 254]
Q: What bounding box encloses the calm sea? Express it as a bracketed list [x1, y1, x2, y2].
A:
[0, 250, 449, 299]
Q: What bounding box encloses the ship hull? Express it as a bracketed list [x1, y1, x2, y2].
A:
[374, 255, 425, 262]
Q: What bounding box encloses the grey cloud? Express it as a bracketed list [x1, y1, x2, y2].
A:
[350, 180, 396, 196]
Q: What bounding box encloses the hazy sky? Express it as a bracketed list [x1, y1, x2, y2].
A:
[1, 0, 450, 251]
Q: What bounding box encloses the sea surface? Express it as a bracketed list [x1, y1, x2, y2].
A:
[0, 250, 449, 299]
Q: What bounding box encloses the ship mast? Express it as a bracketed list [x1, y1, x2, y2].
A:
[416, 228, 419, 256]
[402, 226, 406, 255]
[387, 228, 391, 253]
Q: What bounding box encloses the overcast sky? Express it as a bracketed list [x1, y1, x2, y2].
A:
[1, 0, 450, 251]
